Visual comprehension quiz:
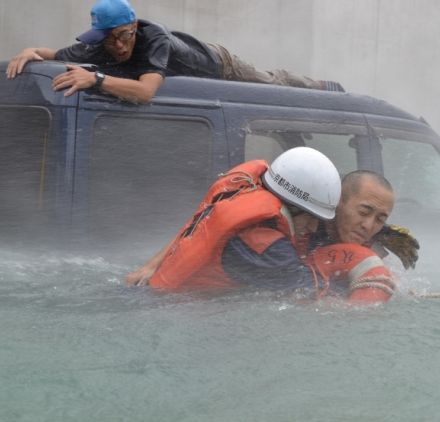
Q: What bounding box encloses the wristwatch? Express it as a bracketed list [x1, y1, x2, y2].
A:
[94, 71, 105, 90]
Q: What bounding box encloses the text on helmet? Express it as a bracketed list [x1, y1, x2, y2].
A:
[273, 173, 310, 202]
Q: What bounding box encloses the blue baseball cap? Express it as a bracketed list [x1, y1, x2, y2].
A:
[76, 0, 136, 44]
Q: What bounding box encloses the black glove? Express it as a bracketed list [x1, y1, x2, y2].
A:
[374, 224, 420, 269]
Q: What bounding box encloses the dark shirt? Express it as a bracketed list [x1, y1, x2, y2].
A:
[222, 234, 317, 293]
[308, 222, 333, 251]
[55, 19, 222, 80]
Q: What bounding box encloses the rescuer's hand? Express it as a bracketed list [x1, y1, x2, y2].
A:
[374, 224, 420, 270]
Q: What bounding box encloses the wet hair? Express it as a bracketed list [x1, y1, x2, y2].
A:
[340, 170, 393, 203]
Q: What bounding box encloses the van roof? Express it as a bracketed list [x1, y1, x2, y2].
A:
[0, 60, 421, 122]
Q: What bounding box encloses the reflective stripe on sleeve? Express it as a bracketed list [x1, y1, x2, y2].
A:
[348, 255, 385, 282]
[349, 279, 395, 296]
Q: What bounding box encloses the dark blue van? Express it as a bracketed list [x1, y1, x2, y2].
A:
[1, 60, 439, 280]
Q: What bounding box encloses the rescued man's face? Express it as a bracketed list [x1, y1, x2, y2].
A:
[292, 212, 320, 238]
[103, 23, 137, 63]
[335, 178, 394, 244]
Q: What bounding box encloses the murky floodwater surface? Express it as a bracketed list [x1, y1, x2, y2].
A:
[1, 248, 440, 422]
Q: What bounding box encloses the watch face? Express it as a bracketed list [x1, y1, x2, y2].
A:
[95, 72, 105, 88]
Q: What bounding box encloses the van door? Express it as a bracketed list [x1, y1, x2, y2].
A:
[0, 104, 79, 249]
[74, 93, 227, 259]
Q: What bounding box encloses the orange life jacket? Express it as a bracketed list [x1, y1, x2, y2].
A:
[308, 243, 396, 302]
[149, 160, 293, 291]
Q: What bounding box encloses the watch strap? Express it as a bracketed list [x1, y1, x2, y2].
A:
[94, 71, 105, 90]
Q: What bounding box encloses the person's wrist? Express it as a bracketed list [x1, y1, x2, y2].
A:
[94, 71, 105, 90]
[24, 47, 37, 56]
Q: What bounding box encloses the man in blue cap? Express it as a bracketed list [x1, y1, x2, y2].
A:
[6, 0, 344, 103]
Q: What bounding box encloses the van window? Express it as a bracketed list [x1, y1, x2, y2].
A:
[379, 135, 440, 213]
[245, 119, 366, 176]
[88, 115, 213, 250]
[0, 106, 54, 243]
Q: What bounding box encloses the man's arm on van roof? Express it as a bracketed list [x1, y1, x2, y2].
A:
[52, 64, 163, 103]
[6, 47, 57, 79]
[7, 48, 163, 103]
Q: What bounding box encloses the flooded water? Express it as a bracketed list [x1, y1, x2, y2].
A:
[1, 248, 440, 422]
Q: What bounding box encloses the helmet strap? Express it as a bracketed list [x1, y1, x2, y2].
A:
[285, 204, 306, 217]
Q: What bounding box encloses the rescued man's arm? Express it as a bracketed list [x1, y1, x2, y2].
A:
[52, 65, 164, 104]
[7, 47, 57, 78]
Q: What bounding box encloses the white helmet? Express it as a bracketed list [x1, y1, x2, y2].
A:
[262, 147, 341, 220]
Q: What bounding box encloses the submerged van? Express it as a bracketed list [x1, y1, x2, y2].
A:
[0, 60, 439, 281]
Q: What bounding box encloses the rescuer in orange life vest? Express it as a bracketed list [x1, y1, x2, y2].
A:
[126, 147, 398, 303]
